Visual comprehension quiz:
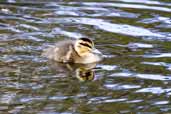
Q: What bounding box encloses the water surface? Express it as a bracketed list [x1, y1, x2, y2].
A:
[0, 0, 171, 113]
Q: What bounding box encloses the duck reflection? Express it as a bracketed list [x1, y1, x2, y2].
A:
[76, 67, 94, 81]
[48, 60, 97, 81]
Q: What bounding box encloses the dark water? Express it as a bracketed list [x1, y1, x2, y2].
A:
[0, 0, 171, 113]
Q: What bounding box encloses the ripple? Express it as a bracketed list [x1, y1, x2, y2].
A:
[110, 72, 171, 81]
[127, 43, 153, 49]
[88, 97, 127, 104]
[142, 62, 171, 70]
[71, 18, 163, 37]
[20, 96, 46, 103]
[143, 53, 171, 58]
[88, 96, 109, 103]
[118, 0, 171, 6]
[51, 4, 139, 18]
[97, 64, 118, 71]
[17, 24, 40, 31]
[126, 99, 143, 103]
[1, 8, 12, 14]
[136, 74, 171, 81]
[140, 16, 171, 24]
[54, 10, 81, 16]
[101, 98, 127, 103]
[104, 84, 141, 90]
[153, 101, 169, 105]
[117, 42, 154, 49]
[49, 96, 68, 100]
[51, 28, 84, 39]
[7, 0, 16, 3]
[0, 55, 44, 63]
[1, 0, 171, 113]
[0, 92, 16, 104]
[0, 26, 22, 33]
[1, 45, 43, 54]
[142, 62, 167, 66]
[136, 87, 171, 94]
[46, 2, 108, 11]
[71, 2, 171, 12]
[48, 17, 163, 37]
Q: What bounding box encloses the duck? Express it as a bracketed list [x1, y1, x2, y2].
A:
[42, 38, 103, 64]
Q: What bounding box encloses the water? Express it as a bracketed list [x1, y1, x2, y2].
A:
[0, 0, 171, 113]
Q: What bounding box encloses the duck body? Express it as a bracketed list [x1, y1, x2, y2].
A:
[42, 38, 103, 64]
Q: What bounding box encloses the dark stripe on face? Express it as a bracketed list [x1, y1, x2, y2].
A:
[80, 43, 92, 49]
[80, 38, 92, 44]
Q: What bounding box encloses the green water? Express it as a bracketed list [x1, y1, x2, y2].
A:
[0, 0, 171, 113]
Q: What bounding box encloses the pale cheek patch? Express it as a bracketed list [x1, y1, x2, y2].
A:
[80, 47, 90, 53]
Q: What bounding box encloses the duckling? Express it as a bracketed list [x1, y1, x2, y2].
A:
[42, 38, 103, 64]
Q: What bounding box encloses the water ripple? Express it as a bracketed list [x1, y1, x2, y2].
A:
[110, 72, 171, 81]
[142, 62, 171, 70]
[104, 84, 141, 90]
[153, 101, 169, 105]
[51, 28, 84, 39]
[46, 17, 163, 37]
[136, 87, 171, 94]
[88, 97, 127, 104]
[119, 0, 171, 6]
[97, 64, 118, 71]
[70, 2, 171, 12]
[143, 53, 171, 58]
[0, 0, 171, 113]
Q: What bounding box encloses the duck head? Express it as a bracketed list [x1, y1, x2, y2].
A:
[74, 38, 102, 57]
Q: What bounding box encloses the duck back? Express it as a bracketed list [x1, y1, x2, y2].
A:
[42, 40, 75, 62]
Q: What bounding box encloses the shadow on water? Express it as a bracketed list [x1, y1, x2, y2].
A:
[0, 0, 171, 113]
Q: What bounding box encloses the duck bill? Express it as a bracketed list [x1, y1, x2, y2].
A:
[92, 48, 102, 55]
